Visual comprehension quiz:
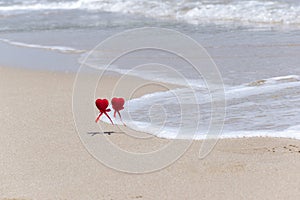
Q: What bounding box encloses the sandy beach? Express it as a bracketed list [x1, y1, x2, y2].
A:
[0, 66, 300, 199]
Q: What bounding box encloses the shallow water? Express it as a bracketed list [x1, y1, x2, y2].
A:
[1, 0, 300, 139]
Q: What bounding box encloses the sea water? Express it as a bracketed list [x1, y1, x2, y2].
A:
[1, 0, 300, 139]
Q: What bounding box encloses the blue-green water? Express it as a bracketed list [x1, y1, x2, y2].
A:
[1, 0, 300, 139]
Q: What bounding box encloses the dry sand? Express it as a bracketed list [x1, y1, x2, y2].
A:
[0, 66, 300, 200]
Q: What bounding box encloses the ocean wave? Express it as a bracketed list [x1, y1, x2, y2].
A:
[1, 0, 300, 26]
[101, 74, 300, 140]
[0, 38, 86, 54]
[247, 75, 300, 86]
[102, 117, 300, 140]
[226, 75, 300, 99]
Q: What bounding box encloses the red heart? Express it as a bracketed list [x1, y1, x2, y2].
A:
[111, 97, 125, 111]
[95, 98, 109, 112]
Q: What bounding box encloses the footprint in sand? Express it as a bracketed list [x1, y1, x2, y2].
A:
[267, 144, 300, 153]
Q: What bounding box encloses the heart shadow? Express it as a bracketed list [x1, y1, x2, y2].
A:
[87, 131, 123, 136]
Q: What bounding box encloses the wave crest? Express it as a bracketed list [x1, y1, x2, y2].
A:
[1, 0, 300, 26]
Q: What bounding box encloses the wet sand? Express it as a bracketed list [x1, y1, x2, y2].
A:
[0, 66, 299, 200]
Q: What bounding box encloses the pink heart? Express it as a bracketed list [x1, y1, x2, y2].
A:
[111, 97, 125, 111]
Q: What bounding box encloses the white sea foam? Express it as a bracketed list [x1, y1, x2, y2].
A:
[102, 116, 300, 140]
[1, 0, 300, 26]
[101, 74, 300, 140]
[0, 38, 86, 54]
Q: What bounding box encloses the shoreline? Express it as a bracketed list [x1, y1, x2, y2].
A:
[1, 66, 300, 199]
[2, 65, 300, 142]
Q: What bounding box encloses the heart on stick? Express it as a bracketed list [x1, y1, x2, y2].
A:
[111, 97, 126, 126]
[95, 98, 114, 125]
[111, 98, 125, 115]
[95, 99, 109, 112]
